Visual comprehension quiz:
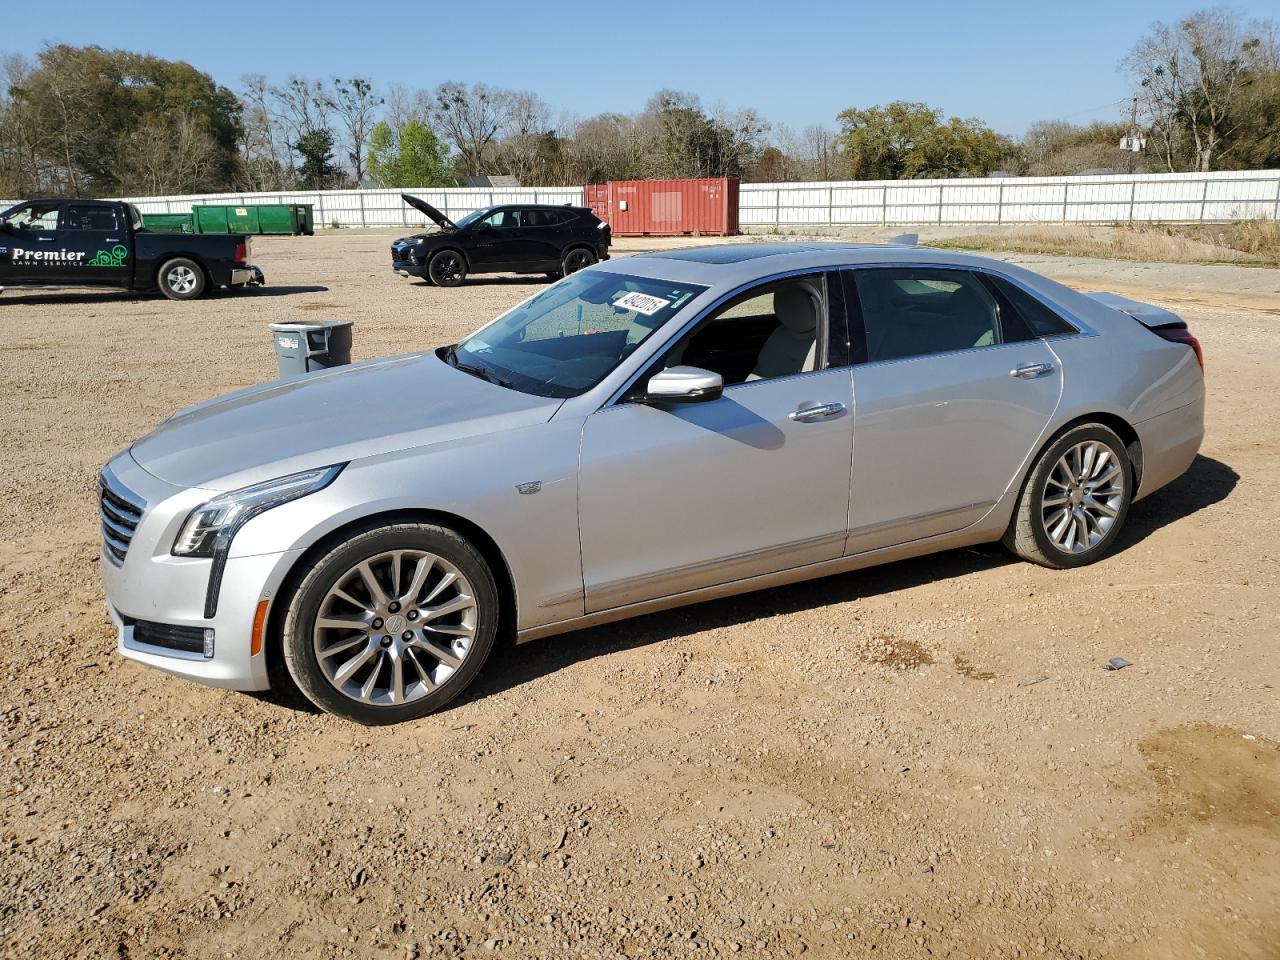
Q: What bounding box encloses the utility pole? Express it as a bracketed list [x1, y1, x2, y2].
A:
[1122, 97, 1143, 174]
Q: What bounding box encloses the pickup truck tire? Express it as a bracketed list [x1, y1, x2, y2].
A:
[427, 250, 467, 287]
[158, 258, 207, 300]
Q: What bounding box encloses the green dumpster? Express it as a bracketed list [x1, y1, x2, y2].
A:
[141, 213, 194, 234]
[191, 203, 315, 235]
[194, 205, 231, 234]
[225, 206, 260, 234]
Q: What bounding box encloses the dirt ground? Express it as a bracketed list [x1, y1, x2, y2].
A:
[1, 233, 1277, 960]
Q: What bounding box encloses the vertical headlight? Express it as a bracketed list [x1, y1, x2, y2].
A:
[172, 465, 344, 619]
[172, 465, 345, 558]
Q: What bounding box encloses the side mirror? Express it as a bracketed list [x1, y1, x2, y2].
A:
[0, 222, 12, 233]
[644, 366, 724, 404]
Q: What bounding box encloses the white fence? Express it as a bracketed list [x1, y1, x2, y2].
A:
[740, 170, 1280, 227]
[5, 170, 1279, 228]
[118, 186, 585, 228]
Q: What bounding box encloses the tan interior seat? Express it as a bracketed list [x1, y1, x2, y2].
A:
[746, 286, 819, 381]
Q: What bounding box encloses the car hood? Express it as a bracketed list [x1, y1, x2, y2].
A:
[401, 194, 455, 229]
[394, 229, 446, 242]
[130, 352, 562, 491]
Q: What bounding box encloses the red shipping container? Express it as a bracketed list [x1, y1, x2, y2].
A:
[583, 178, 738, 236]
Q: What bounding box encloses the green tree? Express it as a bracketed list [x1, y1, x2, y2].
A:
[2, 44, 240, 195]
[835, 101, 1010, 179]
[367, 119, 453, 187]
[294, 128, 338, 189]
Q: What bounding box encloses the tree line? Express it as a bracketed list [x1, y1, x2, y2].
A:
[1, 7, 1276, 199]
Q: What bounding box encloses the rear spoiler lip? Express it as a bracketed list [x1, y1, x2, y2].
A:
[1084, 291, 1187, 330]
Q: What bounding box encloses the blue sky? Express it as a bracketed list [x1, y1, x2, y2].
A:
[5, 0, 1278, 136]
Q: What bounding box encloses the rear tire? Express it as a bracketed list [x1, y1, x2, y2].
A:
[157, 258, 207, 300]
[1004, 423, 1133, 569]
[281, 522, 499, 725]
[428, 250, 467, 287]
[562, 247, 596, 275]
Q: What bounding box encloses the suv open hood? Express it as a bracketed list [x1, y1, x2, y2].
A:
[401, 194, 455, 229]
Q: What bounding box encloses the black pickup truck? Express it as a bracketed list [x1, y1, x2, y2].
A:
[0, 198, 264, 301]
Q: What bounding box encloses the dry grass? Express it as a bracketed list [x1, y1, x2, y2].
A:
[938, 220, 1280, 267]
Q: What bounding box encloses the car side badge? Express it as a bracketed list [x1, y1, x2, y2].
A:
[516, 481, 542, 495]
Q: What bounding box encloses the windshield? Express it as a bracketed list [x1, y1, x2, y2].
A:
[453, 207, 491, 230]
[448, 271, 706, 398]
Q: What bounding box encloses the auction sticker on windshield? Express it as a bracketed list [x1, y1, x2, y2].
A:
[614, 291, 672, 316]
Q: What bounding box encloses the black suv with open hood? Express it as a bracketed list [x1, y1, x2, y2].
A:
[390, 194, 610, 287]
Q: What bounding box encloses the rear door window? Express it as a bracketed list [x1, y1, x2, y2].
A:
[849, 268, 1023, 363]
[984, 275, 1078, 337]
[62, 205, 121, 231]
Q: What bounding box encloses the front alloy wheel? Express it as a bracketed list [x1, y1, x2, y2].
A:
[428, 250, 467, 287]
[314, 549, 477, 706]
[282, 522, 498, 723]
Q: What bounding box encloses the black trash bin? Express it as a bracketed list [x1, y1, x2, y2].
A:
[268, 320, 354, 377]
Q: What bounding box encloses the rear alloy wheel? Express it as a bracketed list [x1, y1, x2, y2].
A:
[1004, 423, 1133, 569]
[562, 248, 596, 275]
[428, 250, 467, 287]
[282, 522, 498, 724]
[158, 258, 206, 300]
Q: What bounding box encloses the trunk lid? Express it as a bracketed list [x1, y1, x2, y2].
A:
[1084, 291, 1186, 329]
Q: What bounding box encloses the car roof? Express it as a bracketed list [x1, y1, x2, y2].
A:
[499, 203, 593, 212]
[596, 241, 1012, 287]
[19, 198, 117, 206]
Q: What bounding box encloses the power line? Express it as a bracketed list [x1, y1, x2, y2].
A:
[1053, 97, 1133, 121]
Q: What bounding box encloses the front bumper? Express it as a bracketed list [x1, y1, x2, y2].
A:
[98, 451, 300, 691]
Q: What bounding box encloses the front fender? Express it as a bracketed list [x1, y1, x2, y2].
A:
[227, 419, 586, 630]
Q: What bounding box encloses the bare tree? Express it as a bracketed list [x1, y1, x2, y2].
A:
[274, 76, 333, 141]
[385, 83, 432, 134]
[494, 90, 552, 183]
[124, 113, 219, 194]
[1125, 9, 1278, 171]
[237, 74, 289, 190]
[331, 77, 382, 185]
[431, 82, 511, 177]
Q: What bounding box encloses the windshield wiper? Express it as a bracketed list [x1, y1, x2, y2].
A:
[443, 345, 513, 389]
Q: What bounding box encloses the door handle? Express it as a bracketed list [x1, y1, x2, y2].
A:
[36, 236, 54, 242]
[104, 237, 120, 242]
[789, 401, 846, 422]
[1010, 362, 1055, 380]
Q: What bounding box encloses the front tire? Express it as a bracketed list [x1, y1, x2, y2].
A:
[1004, 423, 1133, 569]
[281, 522, 499, 724]
[428, 250, 467, 287]
[157, 258, 207, 300]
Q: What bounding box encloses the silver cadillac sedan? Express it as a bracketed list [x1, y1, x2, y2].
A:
[99, 243, 1204, 724]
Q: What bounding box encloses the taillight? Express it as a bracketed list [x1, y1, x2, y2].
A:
[233, 240, 247, 265]
[1154, 326, 1203, 371]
